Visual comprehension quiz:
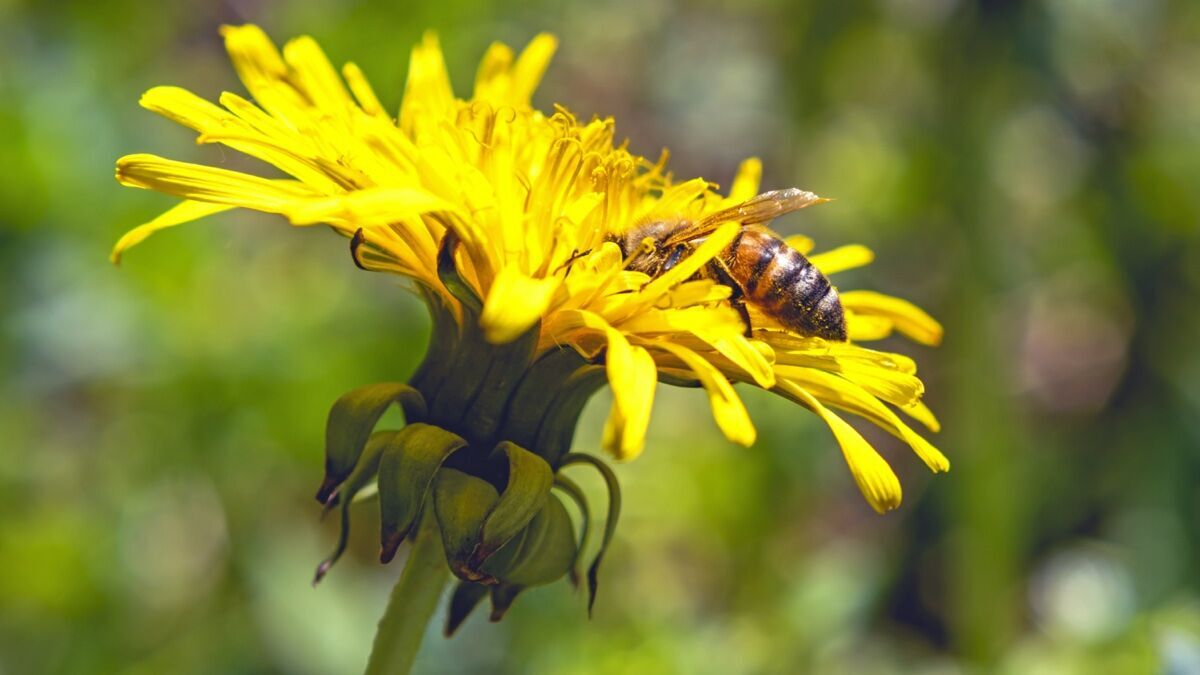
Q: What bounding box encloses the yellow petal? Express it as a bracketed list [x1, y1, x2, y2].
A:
[777, 360, 922, 410]
[544, 307, 657, 454]
[829, 342, 917, 375]
[537, 191, 603, 276]
[846, 311, 895, 341]
[770, 337, 917, 375]
[139, 86, 231, 131]
[560, 242, 624, 311]
[601, 344, 657, 460]
[652, 341, 756, 447]
[111, 200, 235, 264]
[615, 303, 773, 388]
[727, 157, 762, 203]
[777, 368, 949, 473]
[839, 291, 943, 346]
[115, 154, 322, 212]
[641, 177, 709, 222]
[692, 330, 775, 389]
[400, 32, 455, 133]
[220, 25, 311, 127]
[618, 306, 743, 341]
[282, 36, 354, 115]
[776, 380, 902, 513]
[784, 234, 815, 255]
[525, 138, 583, 262]
[199, 97, 346, 191]
[809, 244, 875, 275]
[473, 42, 514, 102]
[903, 400, 941, 433]
[221, 24, 288, 92]
[342, 62, 386, 117]
[619, 307, 768, 386]
[561, 191, 604, 229]
[282, 187, 461, 228]
[480, 267, 561, 344]
[139, 87, 339, 191]
[656, 279, 731, 308]
[550, 310, 656, 459]
[770, 342, 923, 407]
[510, 33, 558, 106]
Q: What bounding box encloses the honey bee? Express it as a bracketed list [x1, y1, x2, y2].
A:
[610, 188, 847, 341]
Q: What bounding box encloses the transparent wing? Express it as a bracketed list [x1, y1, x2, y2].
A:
[700, 188, 827, 228]
[662, 188, 828, 246]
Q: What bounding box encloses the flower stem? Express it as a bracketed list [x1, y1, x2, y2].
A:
[364, 507, 447, 675]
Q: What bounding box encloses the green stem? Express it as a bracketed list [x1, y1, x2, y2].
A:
[365, 508, 447, 675]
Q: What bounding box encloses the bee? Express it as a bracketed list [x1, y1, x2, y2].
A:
[610, 188, 847, 341]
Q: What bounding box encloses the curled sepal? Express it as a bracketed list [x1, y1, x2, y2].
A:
[317, 383, 427, 505]
[444, 581, 489, 637]
[552, 475, 592, 589]
[378, 423, 467, 563]
[432, 469, 501, 583]
[481, 493, 577, 587]
[489, 583, 525, 622]
[437, 231, 483, 315]
[313, 430, 394, 584]
[561, 452, 622, 616]
[471, 442, 554, 568]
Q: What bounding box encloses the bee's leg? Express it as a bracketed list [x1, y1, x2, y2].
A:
[733, 300, 753, 337]
[555, 248, 594, 278]
[635, 244, 688, 292]
[723, 298, 752, 337]
[706, 259, 753, 337]
[660, 244, 689, 274]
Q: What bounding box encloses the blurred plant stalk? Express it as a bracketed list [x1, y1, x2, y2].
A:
[364, 509, 447, 675]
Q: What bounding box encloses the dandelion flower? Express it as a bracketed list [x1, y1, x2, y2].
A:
[114, 25, 948, 669]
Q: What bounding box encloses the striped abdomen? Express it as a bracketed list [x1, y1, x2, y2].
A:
[720, 229, 847, 341]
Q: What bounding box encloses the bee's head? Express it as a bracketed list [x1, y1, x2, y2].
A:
[612, 221, 675, 261]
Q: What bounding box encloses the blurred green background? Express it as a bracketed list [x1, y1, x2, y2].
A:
[3, 0, 1199, 673]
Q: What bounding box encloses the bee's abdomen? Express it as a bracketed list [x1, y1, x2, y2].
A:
[726, 231, 847, 341]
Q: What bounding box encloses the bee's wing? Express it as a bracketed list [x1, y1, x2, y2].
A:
[701, 188, 828, 227]
[662, 188, 828, 246]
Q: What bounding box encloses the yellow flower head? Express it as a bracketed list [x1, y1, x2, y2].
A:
[114, 26, 947, 520]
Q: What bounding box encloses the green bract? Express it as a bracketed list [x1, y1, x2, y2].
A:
[313, 236, 622, 628]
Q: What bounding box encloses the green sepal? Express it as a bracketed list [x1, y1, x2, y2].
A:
[561, 453, 622, 616]
[552, 475, 591, 589]
[444, 581, 489, 637]
[408, 285, 461, 400]
[534, 367, 606, 465]
[425, 232, 498, 428]
[489, 583, 524, 622]
[460, 327, 540, 441]
[313, 430, 394, 584]
[317, 382, 427, 505]
[471, 442, 554, 568]
[432, 468, 501, 583]
[426, 323, 490, 428]
[481, 493, 576, 587]
[499, 348, 589, 450]
[436, 230, 482, 315]
[378, 423, 467, 563]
